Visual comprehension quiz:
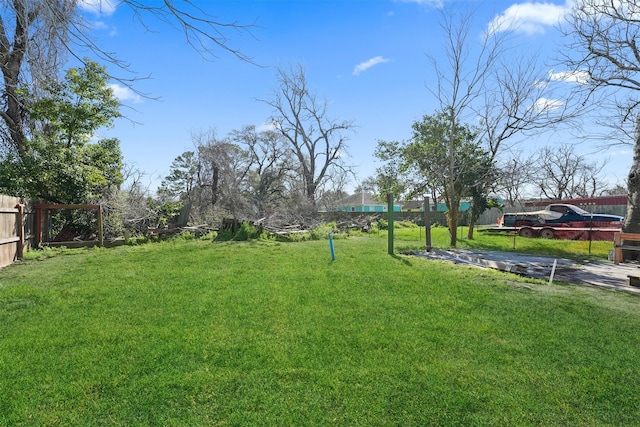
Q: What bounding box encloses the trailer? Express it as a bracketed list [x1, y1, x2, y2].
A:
[484, 203, 624, 240]
[485, 224, 622, 240]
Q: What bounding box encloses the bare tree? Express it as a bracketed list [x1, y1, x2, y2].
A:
[562, 0, 640, 234]
[0, 1, 77, 155]
[532, 144, 607, 200]
[574, 163, 609, 198]
[478, 54, 584, 162]
[261, 64, 355, 210]
[428, 7, 584, 245]
[161, 124, 335, 226]
[116, 2, 255, 63]
[316, 168, 351, 212]
[495, 152, 535, 207]
[603, 182, 627, 196]
[192, 130, 252, 222]
[230, 125, 292, 218]
[427, 8, 503, 246]
[104, 163, 158, 236]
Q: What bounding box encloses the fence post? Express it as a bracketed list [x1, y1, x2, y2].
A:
[97, 205, 104, 247]
[16, 204, 23, 259]
[36, 205, 42, 247]
[424, 197, 432, 251]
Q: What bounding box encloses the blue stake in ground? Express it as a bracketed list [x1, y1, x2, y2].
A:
[329, 231, 335, 261]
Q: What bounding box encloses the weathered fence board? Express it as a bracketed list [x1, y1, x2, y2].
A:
[0, 194, 34, 269]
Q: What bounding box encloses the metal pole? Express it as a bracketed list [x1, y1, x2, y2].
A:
[387, 193, 394, 255]
[588, 212, 593, 254]
[329, 231, 335, 261]
[549, 259, 558, 285]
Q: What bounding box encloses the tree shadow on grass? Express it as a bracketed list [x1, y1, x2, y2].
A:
[391, 253, 413, 267]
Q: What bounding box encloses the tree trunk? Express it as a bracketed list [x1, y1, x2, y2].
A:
[625, 116, 640, 233]
[0, 1, 38, 158]
[626, 156, 640, 235]
[448, 110, 457, 247]
[210, 167, 219, 208]
[622, 114, 640, 260]
[467, 214, 475, 240]
[447, 193, 459, 247]
[622, 116, 640, 260]
[305, 177, 316, 207]
[449, 207, 458, 246]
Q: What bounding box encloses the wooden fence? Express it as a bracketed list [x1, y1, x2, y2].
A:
[0, 194, 35, 269]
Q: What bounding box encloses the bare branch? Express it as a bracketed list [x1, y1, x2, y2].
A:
[561, 0, 640, 235]
[0, 0, 259, 158]
[259, 64, 355, 206]
[123, 1, 259, 65]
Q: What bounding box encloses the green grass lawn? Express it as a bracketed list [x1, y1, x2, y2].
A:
[1, 230, 638, 425]
[386, 222, 614, 260]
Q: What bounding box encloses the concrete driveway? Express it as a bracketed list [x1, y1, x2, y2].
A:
[409, 249, 640, 294]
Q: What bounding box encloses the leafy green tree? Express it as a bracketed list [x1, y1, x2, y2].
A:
[407, 113, 491, 243]
[375, 111, 496, 245]
[29, 60, 120, 150]
[83, 138, 124, 199]
[465, 161, 500, 240]
[158, 151, 199, 203]
[373, 140, 409, 200]
[0, 60, 122, 203]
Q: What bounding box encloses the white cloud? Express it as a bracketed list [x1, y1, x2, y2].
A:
[109, 84, 142, 104]
[78, 0, 117, 16]
[88, 20, 118, 36]
[488, 1, 570, 35]
[395, 0, 444, 7]
[92, 21, 108, 30]
[611, 148, 631, 156]
[353, 56, 391, 76]
[534, 97, 564, 112]
[548, 69, 591, 84]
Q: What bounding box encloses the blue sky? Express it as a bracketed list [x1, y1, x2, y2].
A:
[79, 0, 631, 195]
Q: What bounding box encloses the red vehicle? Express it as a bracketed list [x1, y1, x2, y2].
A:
[495, 204, 623, 240]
